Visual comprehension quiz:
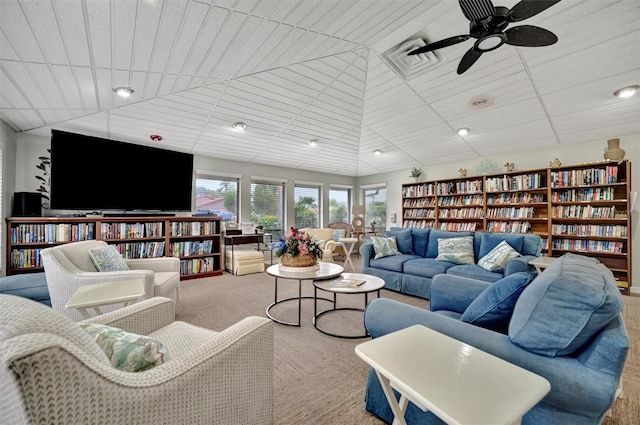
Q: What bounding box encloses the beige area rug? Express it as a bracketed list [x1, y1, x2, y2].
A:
[175, 258, 640, 425]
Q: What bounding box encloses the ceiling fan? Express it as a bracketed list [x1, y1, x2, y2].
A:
[408, 0, 561, 74]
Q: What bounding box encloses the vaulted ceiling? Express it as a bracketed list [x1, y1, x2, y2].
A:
[1, 0, 639, 176]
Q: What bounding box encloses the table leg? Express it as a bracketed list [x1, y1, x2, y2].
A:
[375, 370, 409, 425]
[77, 307, 91, 320]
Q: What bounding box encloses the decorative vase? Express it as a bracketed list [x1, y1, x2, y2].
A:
[413, 177, 420, 183]
[604, 138, 625, 161]
[280, 253, 318, 267]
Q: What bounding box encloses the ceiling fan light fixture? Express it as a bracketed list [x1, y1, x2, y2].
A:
[113, 87, 134, 98]
[308, 139, 319, 147]
[613, 85, 640, 98]
[457, 127, 470, 136]
[232, 121, 247, 131]
[373, 149, 383, 156]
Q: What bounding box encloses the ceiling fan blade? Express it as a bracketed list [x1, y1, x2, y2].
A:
[508, 0, 561, 22]
[505, 25, 558, 47]
[459, 0, 496, 22]
[408, 35, 470, 55]
[457, 48, 483, 74]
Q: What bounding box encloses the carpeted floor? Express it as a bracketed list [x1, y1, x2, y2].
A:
[175, 257, 639, 425]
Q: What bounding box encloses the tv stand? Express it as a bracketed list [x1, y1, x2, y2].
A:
[103, 212, 176, 217]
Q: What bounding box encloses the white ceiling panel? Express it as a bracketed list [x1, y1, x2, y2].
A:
[3, 0, 639, 177]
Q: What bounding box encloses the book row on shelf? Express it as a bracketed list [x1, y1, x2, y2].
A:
[403, 198, 436, 208]
[180, 257, 218, 276]
[551, 205, 619, 219]
[486, 207, 537, 219]
[113, 242, 166, 259]
[11, 223, 95, 243]
[552, 239, 625, 254]
[10, 248, 42, 269]
[439, 208, 484, 218]
[485, 173, 544, 192]
[169, 240, 214, 257]
[551, 187, 618, 202]
[101, 222, 163, 239]
[551, 224, 628, 238]
[170, 221, 219, 236]
[487, 192, 545, 204]
[438, 222, 479, 231]
[402, 184, 436, 198]
[550, 165, 618, 187]
[438, 195, 484, 206]
[404, 209, 436, 219]
[437, 180, 483, 195]
[486, 221, 533, 233]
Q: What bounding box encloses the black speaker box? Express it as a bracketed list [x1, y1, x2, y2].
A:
[12, 192, 42, 217]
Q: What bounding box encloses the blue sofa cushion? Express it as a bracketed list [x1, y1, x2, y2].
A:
[0, 273, 50, 305]
[426, 230, 473, 258]
[369, 254, 419, 273]
[478, 232, 524, 258]
[446, 264, 503, 282]
[461, 272, 536, 333]
[384, 228, 414, 254]
[509, 253, 624, 357]
[411, 228, 430, 257]
[403, 258, 456, 278]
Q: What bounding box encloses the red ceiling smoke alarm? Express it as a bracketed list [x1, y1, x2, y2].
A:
[150, 134, 163, 141]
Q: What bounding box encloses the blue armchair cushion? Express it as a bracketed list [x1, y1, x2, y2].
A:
[477, 240, 522, 272]
[461, 272, 536, 333]
[384, 228, 414, 254]
[435, 236, 474, 265]
[509, 253, 624, 357]
[478, 232, 524, 258]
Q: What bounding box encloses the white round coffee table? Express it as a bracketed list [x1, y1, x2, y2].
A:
[266, 262, 344, 326]
[312, 272, 385, 339]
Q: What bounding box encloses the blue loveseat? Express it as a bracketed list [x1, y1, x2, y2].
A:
[360, 228, 543, 299]
[362, 253, 629, 425]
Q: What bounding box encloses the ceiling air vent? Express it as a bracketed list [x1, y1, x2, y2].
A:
[381, 32, 444, 80]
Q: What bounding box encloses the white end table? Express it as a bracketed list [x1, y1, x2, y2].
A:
[338, 237, 358, 272]
[355, 325, 550, 425]
[65, 279, 146, 319]
[528, 256, 555, 274]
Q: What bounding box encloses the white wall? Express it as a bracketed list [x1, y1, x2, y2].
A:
[0, 121, 18, 274]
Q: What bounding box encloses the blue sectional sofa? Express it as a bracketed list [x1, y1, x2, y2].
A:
[0, 273, 50, 306]
[360, 228, 543, 299]
[363, 253, 629, 425]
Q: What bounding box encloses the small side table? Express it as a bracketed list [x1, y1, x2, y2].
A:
[528, 256, 555, 274]
[355, 325, 550, 425]
[338, 237, 358, 272]
[65, 279, 146, 319]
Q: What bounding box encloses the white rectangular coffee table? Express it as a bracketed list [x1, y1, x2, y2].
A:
[65, 279, 146, 319]
[355, 325, 550, 425]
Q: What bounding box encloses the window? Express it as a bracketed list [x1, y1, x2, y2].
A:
[363, 185, 387, 230]
[251, 180, 285, 240]
[329, 186, 350, 223]
[195, 173, 238, 223]
[294, 184, 321, 229]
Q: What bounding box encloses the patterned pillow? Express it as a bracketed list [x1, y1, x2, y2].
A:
[80, 323, 171, 372]
[435, 236, 474, 264]
[332, 229, 346, 241]
[89, 245, 129, 271]
[371, 236, 401, 259]
[477, 240, 522, 272]
[316, 239, 326, 249]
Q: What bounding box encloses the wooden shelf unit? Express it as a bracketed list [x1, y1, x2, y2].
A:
[5, 216, 223, 280]
[401, 160, 632, 294]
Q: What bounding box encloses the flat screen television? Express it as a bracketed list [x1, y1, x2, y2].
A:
[50, 130, 194, 212]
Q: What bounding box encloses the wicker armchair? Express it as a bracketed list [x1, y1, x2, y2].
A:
[0, 295, 274, 425]
[328, 222, 352, 259]
[40, 240, 180, 321]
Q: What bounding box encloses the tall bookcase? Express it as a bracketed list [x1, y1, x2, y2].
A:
[5, 216, 223, 280]
[401, 160, 632, 294]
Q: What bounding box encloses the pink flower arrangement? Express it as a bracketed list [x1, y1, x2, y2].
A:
[269, 226, 323, 259]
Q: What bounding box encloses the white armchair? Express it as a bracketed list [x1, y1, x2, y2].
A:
[40, 240, 180, 321]
[300, 228, 336, 262]
[0, 294, 274, 425]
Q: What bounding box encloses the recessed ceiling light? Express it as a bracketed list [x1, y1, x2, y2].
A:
[457, 127, 469, 136]
[308, 139, 319, 147]
[373, 149, 383, 155]
[232, 122, 247, 131]
[613, 85, 640, 98]
[113, 87, 134, 98]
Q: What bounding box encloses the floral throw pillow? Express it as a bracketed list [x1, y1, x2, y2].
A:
[371, 236, 401, 259]
[80, 323, 171, 372]
[478, 240, 522, 272]
[435, 236, 475, 265]
[89, 245, 130, 272]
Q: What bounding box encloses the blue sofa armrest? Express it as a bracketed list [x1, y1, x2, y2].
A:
[504, 255, 537, 275]
[360, 243, 375, 268]
[428, 274, 490, 314]
[363, 298, 624, 420]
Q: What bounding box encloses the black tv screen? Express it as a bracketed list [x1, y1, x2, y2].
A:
[50, 130, 194, 211]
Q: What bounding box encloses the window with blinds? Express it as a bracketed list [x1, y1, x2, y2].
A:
[251, 181, 285, 240]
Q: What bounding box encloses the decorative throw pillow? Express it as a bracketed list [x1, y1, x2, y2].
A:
[371, 236, 401, 259]
[478, 232, 525, 259]
[316, 239, 326, 249]
[460, 272, 536, 333]
[477, 240, 522, 272]
[80, 323, 171, 372]
[332, 229, 345, 241]
[89, 245, 129, 272]
[435, 236, 474, 265]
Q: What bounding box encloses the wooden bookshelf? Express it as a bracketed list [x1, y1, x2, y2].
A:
[401, 160, 632, 294]
[5, 216, 223, 280]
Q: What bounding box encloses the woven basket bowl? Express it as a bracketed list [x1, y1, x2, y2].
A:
[280, 253, 318, 267]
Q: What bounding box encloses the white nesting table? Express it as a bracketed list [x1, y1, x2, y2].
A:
[528, 256, 555, 274]
[355, 325, 550, 425]
[338, 237, 359, 272]
[65, 279, 146, 319]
